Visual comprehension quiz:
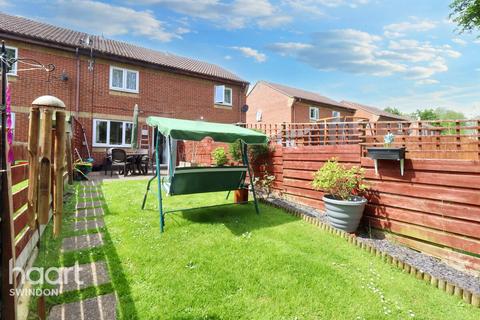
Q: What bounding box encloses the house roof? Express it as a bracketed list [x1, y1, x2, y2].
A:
[258, 81, 353, 110]
[0, 12, 247, 84]
[340, 100, 411, 121]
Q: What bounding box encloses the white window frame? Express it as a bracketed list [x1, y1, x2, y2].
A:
[109, 66, 139, 93]
[214, 85, 233, 106]
[309, 106, 319, 121]
[5, 46, 18, 76]
[256, 110, 263, 122]
[332, 110, 341, 121]
[92, 119, 133, 147]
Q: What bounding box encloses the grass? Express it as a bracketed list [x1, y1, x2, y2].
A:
[30, 179, 479, 319]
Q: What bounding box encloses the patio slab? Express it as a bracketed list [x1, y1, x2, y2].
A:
[75, 208, 105, 219]
[76, 200, 104, 209]
[78, 191, 103, 198]
[48, 293, 116, 320]
[72, 218, 105, 232]
[62, 233, 104, 252]
[57, 261, 110, 293]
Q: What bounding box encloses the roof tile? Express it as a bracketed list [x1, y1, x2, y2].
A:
[0, 12, 246, 83]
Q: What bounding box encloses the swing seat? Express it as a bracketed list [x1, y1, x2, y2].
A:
[164, 166, 248, 195]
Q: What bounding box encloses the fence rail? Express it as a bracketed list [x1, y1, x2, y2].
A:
[245, 119, 480, 160]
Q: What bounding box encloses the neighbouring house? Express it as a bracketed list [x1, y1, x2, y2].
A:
[0, 12, 249, 166]
[340, 100, 413, 136]
[340, 100, 411, 122]
[246, 81, 356, 123]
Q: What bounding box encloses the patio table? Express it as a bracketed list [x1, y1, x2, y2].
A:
[126, 151, 149, 175]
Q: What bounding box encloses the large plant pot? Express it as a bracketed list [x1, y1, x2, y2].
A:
[323, 195, 367, 232]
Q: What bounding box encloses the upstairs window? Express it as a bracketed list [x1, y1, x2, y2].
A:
[93, 119, 133, 147]
[256, 110, 263, 122]
[109, 66, 139, 93]
[214, 85, 232, 106]
[2, 46, 18, 75]
[332, 110, 341, 121]
[309, 107, 319, 121]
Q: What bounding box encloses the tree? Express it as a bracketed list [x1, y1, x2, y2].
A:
[383, 107, 403, 116]
[413, 108, 438, 120]
[450, 0, 480, 34]
[436, 107, 465, 120]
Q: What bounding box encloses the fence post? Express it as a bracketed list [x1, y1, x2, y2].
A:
[281, 122, 287, 147]
[53, 111, 66, 236]
[27, 108, 40, 228]
[32, 96, 66, 225]
[477, 120, 480, 161]
[66, 132, 73, 185]
[358, 122, 367, 157]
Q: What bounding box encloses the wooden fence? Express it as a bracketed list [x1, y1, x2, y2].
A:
[246, 119, 480, 160]
[10, 164, 69, 285]
[251, 143, 480, 274]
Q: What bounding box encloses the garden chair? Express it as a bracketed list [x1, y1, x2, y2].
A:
[109, 148, 134, 177]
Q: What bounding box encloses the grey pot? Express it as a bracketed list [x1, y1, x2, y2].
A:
[322, 195, 367, 232]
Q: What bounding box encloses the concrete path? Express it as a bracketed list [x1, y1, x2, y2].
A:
[48, 293, 117, 320]
[73, 218, 105, 232]
[62, 233, 104, 252]
[50, 181, 117, 319]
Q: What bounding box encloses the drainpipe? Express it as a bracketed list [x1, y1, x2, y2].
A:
[75, 47, 80, 115]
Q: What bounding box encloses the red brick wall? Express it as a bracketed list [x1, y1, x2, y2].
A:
[4, 39, 247, 165]
[246, 82, 292, 123]
[180, 139, 232, 166]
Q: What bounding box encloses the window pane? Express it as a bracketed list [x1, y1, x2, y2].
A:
[5, 48, 16, 74]
[112, 68, 123, 88]
[109, 121, 123, 145]
[214, 85, 224, 103]
[95, 121, 107, 144]
[126, 71, 137, 91]
[224, 88, 232, 104]
[124, 123, 133, 145]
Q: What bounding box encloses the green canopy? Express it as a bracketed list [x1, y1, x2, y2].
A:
[146, 116, 268, 144]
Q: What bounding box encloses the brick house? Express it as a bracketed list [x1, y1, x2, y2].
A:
[246, 81, 355, 123]
[0, 12, 249, 166]
[340, 100, 410, 122]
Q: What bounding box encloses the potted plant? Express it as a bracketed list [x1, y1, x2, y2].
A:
[311, 159, 368, 232]
[366, 133, 406, 176]
[211, 147, 228, 166]
[367, 133, 406, 160]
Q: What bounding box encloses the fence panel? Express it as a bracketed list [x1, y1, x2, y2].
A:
[244, 132, 480, 273]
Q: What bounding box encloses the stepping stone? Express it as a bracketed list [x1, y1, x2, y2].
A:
[57, 261, 110, 293]
[75, 208, 104, 219]
[48, 293, 116, 320]
[78, 191, 103, 198]
[80, 181, 99, 187]
[73, 218, 105, 232]
[62, 233, 104, 252]
[76, 200, 104, 209]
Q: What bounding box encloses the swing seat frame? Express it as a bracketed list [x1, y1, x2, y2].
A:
[141, 117, 268, 232]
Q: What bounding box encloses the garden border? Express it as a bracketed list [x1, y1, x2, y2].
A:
[259, 198, 480, 309]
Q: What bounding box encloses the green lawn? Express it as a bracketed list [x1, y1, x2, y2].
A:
[31, 179, 479, 319]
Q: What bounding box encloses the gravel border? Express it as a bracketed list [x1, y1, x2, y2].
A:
[261, 196, 480, 297]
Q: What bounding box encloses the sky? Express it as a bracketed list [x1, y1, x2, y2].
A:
[1, 0, 480, 117]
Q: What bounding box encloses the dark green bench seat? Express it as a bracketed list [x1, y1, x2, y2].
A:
[164, 166, 248, 195]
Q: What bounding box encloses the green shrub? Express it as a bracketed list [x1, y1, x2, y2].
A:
[228, 140, 243, 162]
[211, 147, 228, 166]
[228, 131, 271, 163]
[311, 159, 367, 200]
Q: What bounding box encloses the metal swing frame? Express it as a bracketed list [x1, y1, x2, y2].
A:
[141, 133, 260, 232]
